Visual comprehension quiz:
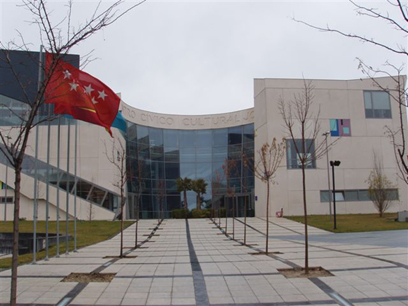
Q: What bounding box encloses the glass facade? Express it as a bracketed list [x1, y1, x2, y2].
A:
[126, 123, 255, 219]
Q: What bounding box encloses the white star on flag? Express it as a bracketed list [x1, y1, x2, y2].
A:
[69, 82, 79, 91]
[63, 70, 72, 79]
[84, 84, 94, 95]
[98, 90, 107, 100]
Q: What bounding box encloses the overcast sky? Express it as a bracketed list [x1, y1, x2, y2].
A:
[1, 0, 406, 115]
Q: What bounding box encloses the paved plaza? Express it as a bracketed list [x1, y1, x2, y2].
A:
[0, 217, 407, 306]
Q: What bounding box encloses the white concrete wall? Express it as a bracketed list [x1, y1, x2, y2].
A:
[254, 76, 408, 217]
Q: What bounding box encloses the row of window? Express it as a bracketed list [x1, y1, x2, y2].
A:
[320, 189, 399, 202]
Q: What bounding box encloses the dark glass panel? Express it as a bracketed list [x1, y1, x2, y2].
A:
[150, 161, 165, 180]
[179, 130, 196, 147]
[196, 147, 212, 163]
[137, 125, 149, 144]
[89, 187, 106, 205]
[228, 126, 242, 145]
[127, 123, 137, 142]
[149, 127, 163, 147]
[76, 181, 93, 199]
[196, 130, 212, 147]
[212, 146, 227, 162]
[167, 196, 181, 211]
[213, 128, 228, 146]
[164, 148, 179, 162]
[196, 163, 212, 180]
[164, 129, 179, 148]
[165, 162, 180, 179]
[180, 162, 195, 178]
[180, 147, 195, 163]
[243, 124, 254, 143]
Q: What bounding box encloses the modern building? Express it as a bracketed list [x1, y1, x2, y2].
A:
[0, 50, 406, 220]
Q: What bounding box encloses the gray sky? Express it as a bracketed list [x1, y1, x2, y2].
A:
[1, 0, 406, 115]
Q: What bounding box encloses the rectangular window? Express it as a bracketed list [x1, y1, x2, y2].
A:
[364, 91, 391, 119]
[320, 189, 399, 202]
[287, 139, 316, 169]
[330, 119, 351, 137]
[0, 197, 13, 203]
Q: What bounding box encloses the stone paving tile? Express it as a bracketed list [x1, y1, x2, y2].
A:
[1, 217, 407, 305]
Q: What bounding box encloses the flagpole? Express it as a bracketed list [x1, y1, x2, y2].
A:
[56, 116, 61, 257]
[65, 119, 71, 255]
[73, 120, 78, 252]
[45, 102, 51, 260]
[32, 125, 39, 264]
[3, 162, 8, 222]
[32, 45, 43, 264]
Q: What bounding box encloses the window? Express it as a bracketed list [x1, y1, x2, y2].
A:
[330, 119, 351, 137]
[0, 197, 13, 203]
[320, 189, 399, 202]
[286, 139, 316, 169]
[364, 91, 391, 118]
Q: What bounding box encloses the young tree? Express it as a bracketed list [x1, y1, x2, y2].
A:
[132, 158, 144, 248]
[176, 177, 192, 212]
[295, 1, 408, 185]
[105, 137, 128, 258]
[192, 178, 208, 211]
[0, 1, 146, 304]
[279, 80, 338, 274]
[222, 159, 237, 237]
[156, 179, 165, 222]
[252, 139, 285, 255]
[367, 152, 397, 217]
[211, 169, 224, 226]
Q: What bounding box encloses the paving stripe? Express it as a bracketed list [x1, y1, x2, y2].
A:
[213, 218, 355, 306]
[186, 219, 210, 306]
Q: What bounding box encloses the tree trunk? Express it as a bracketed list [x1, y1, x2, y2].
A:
[135, 196, 139, 248]
[184, 190, 188, 211]
[232, 188, 235, 240]
[302, 164, 309, 274]
[10, 164, 22, 306]
[244, 194, 247, 245]
[266, 182, 270, 255]
[120, 195, 124, 258]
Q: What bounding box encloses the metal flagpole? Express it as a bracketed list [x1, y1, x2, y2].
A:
[32, 124, 39, 264]
[4, 162, 8, 222]
[74, 120, 78, 252]
[32, 45, 43, 264]
[65, 119, 71, 254]
[45, 102, 51, 260]
[56, 117, 61, 257]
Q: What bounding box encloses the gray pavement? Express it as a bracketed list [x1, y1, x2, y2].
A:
[0, 217, 407, 305]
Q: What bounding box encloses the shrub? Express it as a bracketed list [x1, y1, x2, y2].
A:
[172, 209, 188, 219]
[191, 209, 211, 218]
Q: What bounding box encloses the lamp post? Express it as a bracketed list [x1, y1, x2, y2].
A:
[330, 160, 341, 230]
[322, 132, 332, 221]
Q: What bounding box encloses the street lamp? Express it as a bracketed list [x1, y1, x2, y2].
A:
[322, 132, 332, 220]
[330, 160, 341, 230]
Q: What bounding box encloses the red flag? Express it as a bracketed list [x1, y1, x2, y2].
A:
[45, 53, 120, 135]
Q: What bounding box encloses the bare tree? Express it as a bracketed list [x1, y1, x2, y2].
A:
[211, 169, 224, 226]
[358, 62, 408, 185]
[222, 159, 237, 237]
[295, 0, 408, 185]
[0, 1, 146, 304]
[367, 151, 397, 217]
[252, 139, 285, 255]
[279, 80, 338, 274]
[105, 137, 129, 258]
[156, 179, 165, 222]
[132, 158, 144, 248]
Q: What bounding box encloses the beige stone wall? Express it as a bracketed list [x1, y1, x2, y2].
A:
[121, 104, 254, 129]
[254, 76, 408, 217]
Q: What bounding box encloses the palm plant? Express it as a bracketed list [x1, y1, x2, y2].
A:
[176, 177, 193, 211]
[192, 178, 208, 210]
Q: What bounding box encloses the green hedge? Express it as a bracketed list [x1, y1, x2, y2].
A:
[172, 209, 212, 219]
[172, 209, 188, 219]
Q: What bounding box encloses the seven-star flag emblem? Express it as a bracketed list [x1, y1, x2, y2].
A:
[45, 53, 120, 135]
